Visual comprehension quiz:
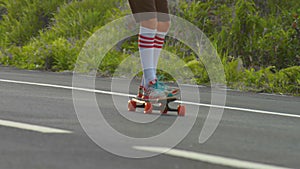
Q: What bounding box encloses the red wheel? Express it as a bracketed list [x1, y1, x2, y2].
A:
[144, 102, 153, 114]
[128, 100, 136, 112]
[177, 105, 186, 116]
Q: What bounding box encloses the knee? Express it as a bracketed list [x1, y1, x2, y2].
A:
[157, 21, 170, 32]
[141, 18, 158, 30]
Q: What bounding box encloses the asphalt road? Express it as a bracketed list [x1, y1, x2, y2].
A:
[0, 66, 300, 169]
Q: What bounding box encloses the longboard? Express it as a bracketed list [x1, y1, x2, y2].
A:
[128, 96, 185, 116]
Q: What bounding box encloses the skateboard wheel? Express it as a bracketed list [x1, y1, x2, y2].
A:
[144, 102, 153, 114]
[177, 105, 186, 116]
[128, 100, 136, 112]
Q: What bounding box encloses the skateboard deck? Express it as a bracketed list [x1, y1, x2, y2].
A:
[128, 96, 185, 116]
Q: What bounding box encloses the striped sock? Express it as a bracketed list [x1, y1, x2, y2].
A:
[138, 26, 157, 88]
[153, 31, 167, 76]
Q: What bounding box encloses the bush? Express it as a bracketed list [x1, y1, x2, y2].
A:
[0, 0, 299, 95]
[0, 0, 128, 72]
[239, 66, 300, 95]
[179, 0, 299, 69]
[0, 0, 66, 47]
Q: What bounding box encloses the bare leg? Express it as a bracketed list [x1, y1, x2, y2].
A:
[140, 18, 158, 30]
[157, 21, 170, 32]
[137, 18, 158, 96]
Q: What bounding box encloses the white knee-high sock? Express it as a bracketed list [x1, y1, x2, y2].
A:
[139, 26, 157, 88]
[153, 31, 167, 77]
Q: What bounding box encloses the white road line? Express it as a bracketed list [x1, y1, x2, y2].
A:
[0, 119, 72, 134]
[0, 78, 299, 119]
[177, 101, 300, 118]
[180, 84, 206, 88]
[133, 146, 292, 169]
[0, 79, 134, 97]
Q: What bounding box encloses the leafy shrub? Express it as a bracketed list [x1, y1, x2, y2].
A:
[239, 66, 300, 95]
[0, 0, 66, 46]
[0, 0, 299, 95]
[179, 0, 299, 69]
[0, 0, 128, 71]
[51, 0, 117, 39]
[98, 50, 129, 76]
[185, 59, 209, 84]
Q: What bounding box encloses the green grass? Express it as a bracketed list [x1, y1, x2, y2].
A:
[0, 0, 299, 95]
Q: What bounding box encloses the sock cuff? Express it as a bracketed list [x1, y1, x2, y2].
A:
[156, 31, 168, 38]
[139, 27, 157, 48]
[140, 26, 157, 36]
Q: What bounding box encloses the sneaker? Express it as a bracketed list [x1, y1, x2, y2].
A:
[137, 85, 145, 99]
[142, 80, 166, 100]
[156, 80, 180, 97]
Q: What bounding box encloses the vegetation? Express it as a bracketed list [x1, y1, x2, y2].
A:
[0, 0, 299, 95]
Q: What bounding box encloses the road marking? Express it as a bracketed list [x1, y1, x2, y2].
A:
[180, 84, 206, 88]
[0, 119, 72, 134]
[259, 93, 291, 97]
[177, 101, 300, 118]
[0, 79, 133, 97]
[133, 146, 292, 169]
[0, 78, 299, 119]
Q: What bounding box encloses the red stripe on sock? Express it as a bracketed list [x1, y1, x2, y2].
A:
[138, 40, 154, 44]
[139, 34, 155, 40]
[139, 44, 154, 48]
[154, 40, 164, 45]
[155, 36, 165, 41]
[154, 45, 163, 48]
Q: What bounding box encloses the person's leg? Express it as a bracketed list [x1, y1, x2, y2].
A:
[137, 19, 157, 97]
[154, 21, 180, 97]
[153, 0, 170, 76]
[129, 0, 161, 98]
[138, 23, 157, 88]
[153, 21, 170, 75]
[138, 22, 169, 100]
[140, 18, 157, 30]
[153, 0, 180, 97]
